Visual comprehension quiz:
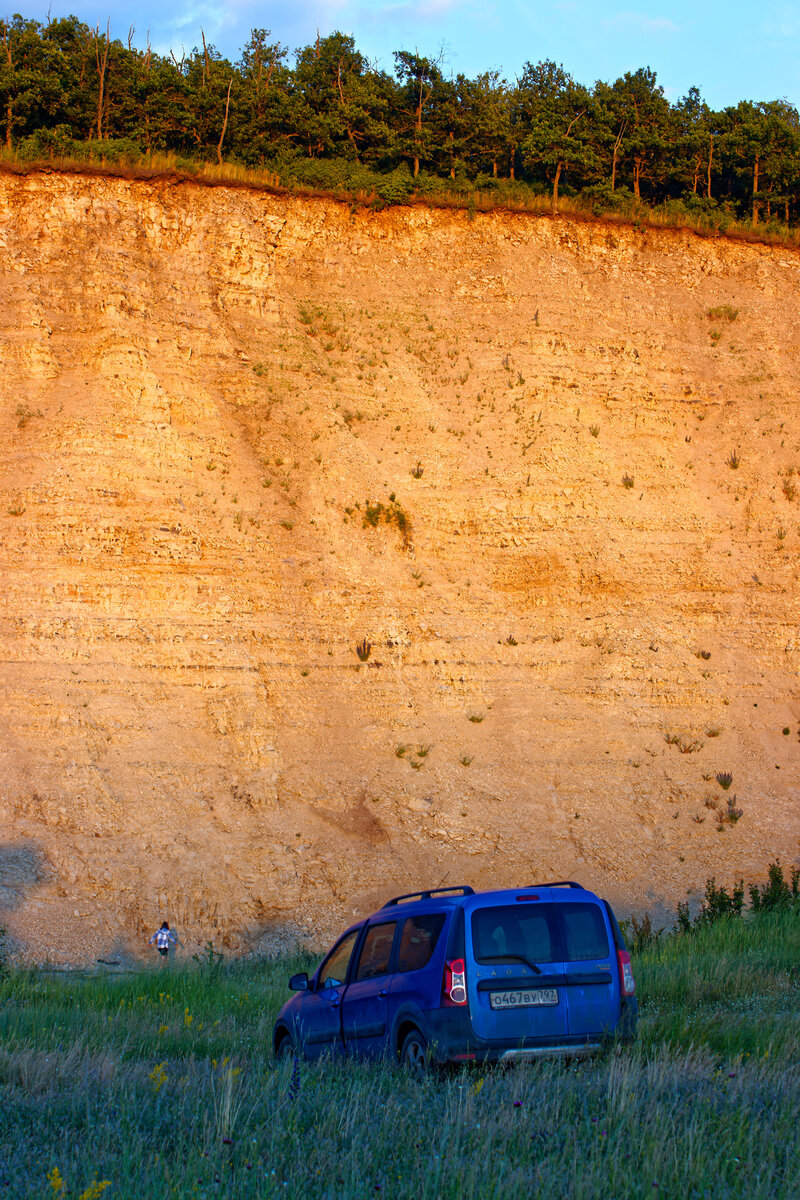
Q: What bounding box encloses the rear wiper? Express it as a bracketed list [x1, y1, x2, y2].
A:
[480, 954, 543, 975]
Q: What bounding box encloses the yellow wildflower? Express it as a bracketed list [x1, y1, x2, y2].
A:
[47, 1167, 66, 1195]
[149, 1062, 168, 1094]
[78, 1180, 111, 1200]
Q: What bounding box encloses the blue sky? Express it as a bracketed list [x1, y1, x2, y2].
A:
[12, 0, 800, 109]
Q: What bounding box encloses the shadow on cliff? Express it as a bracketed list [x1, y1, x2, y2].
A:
[0, 841, 49, 911]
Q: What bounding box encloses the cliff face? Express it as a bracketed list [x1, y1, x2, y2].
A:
[1, 171, 799, 962]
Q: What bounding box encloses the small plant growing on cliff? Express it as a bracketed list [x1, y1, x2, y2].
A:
[193, 940, 224, 974]
[505, 634, 518, 646]
[622, 473, 635, 489]
[355, 638, 372, 662]
[361, 497, 411, 549]
[695, 649, 711, 660]
[749, 861, 800, 910]
[619, 911, 662, 953]
[716, 771, 733, 790]
[727, 450, 740, 469]
[589, 424, 600, 437]
[460, 754, 473, 766]
[15, 404, 42, 428]
[468, 713, 484, 723]
[782, 478, 796, 501]
[707, 305, 738, 322]
[724, 796, 743, 824]
[410, 462, 424, 479]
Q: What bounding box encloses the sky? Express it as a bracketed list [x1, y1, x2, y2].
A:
[11, 0, 800, 109]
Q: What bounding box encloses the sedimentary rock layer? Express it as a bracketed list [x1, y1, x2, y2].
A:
[0, 171, 798, 961]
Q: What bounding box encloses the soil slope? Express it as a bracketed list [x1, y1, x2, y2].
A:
[1, 172, 799, 962]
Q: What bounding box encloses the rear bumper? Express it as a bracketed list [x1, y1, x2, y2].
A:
[499, 1043, 602, 1062]
[424, 1003, 637, 1065]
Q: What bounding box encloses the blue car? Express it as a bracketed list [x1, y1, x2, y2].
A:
[272, 882, 638, 1069]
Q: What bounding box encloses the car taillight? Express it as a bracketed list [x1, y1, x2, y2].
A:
[443, 957, 467, 1006]
[617, 949, 636, 996]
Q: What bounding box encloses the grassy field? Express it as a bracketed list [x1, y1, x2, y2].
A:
[1, 913, 799, 1199]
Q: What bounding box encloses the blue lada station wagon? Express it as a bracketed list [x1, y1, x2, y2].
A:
[272, 882, 638, 1069]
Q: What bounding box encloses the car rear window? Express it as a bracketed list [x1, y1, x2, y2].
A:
[472, 904, 559, 964]
[397, 913, 446, 973]
[562, 903, 610, 960]
[355, 921, 397, 981]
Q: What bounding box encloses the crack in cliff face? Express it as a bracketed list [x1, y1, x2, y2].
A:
[0, 172, 799, 962]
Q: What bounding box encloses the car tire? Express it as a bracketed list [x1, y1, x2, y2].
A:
[274, 1030, 294, 1060]
[399, 1028, 429, 1077]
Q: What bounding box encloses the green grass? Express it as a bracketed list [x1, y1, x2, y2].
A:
[2, 914, 800, 1198]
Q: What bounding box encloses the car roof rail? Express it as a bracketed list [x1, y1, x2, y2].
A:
[526, 880, 584, 890]
[382, 885, 475, 907]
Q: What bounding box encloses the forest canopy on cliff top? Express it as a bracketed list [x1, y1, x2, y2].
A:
[2, 15, 800, 231]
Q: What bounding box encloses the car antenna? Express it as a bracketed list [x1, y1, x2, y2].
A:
[435, 871, 450, 889]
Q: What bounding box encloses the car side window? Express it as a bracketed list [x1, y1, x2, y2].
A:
[562, 904, 610, 960]
[317, 929, 361, 990]
[397, 914, 446, 973]
[354, 922, 397, 982]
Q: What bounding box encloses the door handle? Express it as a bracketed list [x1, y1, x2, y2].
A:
[377, 990, 388, 998]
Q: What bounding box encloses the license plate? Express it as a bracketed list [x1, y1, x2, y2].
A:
[489, 988, 558, 1010]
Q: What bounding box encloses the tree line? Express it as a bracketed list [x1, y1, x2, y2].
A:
[2, 14, 799, 225]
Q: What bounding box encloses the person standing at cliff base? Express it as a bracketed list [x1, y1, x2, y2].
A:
[149, 921, 177, 964]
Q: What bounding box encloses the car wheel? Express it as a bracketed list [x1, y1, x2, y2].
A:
[400, 1029, 429, 1077]
[274, 1030, 294, 1060]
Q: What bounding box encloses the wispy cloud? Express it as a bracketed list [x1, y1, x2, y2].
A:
[763, 6, 800, 40]
[347, 0, 478, 27]
[603, 11, 680, 34]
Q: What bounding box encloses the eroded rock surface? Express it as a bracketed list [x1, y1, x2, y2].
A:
[1, 171, 799, 962]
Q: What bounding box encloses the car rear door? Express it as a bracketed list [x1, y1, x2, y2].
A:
[465, 900, 568, 1043]
[559, 900, 619, 1038]
[341, 920, 399, 1059]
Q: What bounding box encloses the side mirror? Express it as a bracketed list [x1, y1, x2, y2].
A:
[289, 972, 309, 992]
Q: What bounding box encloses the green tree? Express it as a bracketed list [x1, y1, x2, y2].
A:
[393, 50, 445, 177]
[232, 28, 291, 164]
[0, 16, 66, 147]
[673, 87, 716, 199]
[447, 70, 514, 180]
[601, 68, 672, 201]
[516, 60, 595, 208]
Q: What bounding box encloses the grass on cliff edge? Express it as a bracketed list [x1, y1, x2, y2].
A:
[1, 912, 799, 1200]
[3, 151, 800, 254]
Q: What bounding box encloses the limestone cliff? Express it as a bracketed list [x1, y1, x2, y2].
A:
[1, 170, 799, 962]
